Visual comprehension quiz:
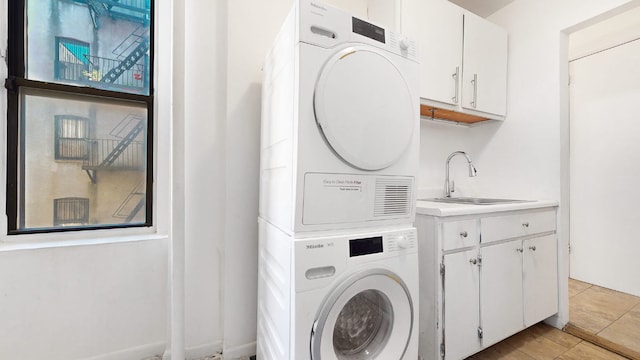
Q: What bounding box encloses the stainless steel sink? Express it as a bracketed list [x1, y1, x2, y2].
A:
[419, 197, 533, 205]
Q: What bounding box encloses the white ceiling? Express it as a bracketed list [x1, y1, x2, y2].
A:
[449, 0, 516, 17]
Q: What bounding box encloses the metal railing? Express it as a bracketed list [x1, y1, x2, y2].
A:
[55, 55, 146, 90]
[83, 139, 145, 170]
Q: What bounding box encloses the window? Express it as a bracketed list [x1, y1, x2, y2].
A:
[55, 37, 90, 82]
[53, 197, 90, 226]
[55, 115, 90, 160]
[6, 0, 154, 233]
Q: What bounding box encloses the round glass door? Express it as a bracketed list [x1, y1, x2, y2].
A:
[314, 46, 415, 171]
[311, 270, 414, 359]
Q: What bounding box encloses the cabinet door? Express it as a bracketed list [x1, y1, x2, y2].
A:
[402, 0, 463, 107]
[461, 12, 508, 116]
[524, 235, 559, 326]
[480, 240, 524, 347]
[443, 250, 481, 360]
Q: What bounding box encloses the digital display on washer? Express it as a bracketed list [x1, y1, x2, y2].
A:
[349, 236, 383, 257]
[352, 17, 385, 43]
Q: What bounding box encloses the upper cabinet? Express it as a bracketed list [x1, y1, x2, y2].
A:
[461, 12, 508, 117]
[403, 0, 463, 108]
[401, 0, 508, 124]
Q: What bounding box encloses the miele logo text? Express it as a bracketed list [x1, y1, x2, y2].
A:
[307, 244, 324, 249]
[310, 2, 327, 11]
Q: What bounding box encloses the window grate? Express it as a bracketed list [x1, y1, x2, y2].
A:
[53, 198, 90, 226]
[55, 115, 90, 160]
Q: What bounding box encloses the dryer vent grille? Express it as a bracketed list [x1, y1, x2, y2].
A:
[374, 178, 413, 217]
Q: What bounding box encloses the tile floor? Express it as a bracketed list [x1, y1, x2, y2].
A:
[568, 278, 640, 357]
[467, 322, 627, 360]
[466, 278, 640, 360]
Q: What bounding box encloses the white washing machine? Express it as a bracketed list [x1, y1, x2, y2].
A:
[256, 219, 419, 360]
[260, 0, 420, 235]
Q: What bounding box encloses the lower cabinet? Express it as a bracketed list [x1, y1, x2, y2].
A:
[480, 239, 524, 347]
[417, 207, 559, 360]
[523, 235, 559, 326]
[443, 250, 481, 360]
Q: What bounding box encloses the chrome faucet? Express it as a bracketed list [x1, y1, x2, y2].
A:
[444, 151, 477, 197]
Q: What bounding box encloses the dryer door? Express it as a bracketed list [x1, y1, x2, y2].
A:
[314, 46, 415, 171]
[310, 269, 414, 359]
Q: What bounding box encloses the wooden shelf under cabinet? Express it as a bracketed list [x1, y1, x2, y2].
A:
[420, 104, 489, 124]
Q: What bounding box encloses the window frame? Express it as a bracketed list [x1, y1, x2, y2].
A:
[5, 0, 155, 234]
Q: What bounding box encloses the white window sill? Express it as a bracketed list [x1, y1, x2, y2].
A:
[0, 227, 168, 252]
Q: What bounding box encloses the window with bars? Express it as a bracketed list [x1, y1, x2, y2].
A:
[53, 198, 90, 226]
[6, 0, 154, 233]
[54, 115, 90, 160]
[55, 37, 90, 82]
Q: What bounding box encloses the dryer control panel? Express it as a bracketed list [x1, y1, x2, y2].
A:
[300, 0, 419, 62]
[352, 17, 385, 43]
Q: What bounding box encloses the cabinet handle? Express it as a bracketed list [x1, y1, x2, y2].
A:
[452, 66, 460, 104]
[516, 248, 523, 253]
[522, 222, 530, 228]
[469, 258, 477, 265]
[460, 230, 468, 238]
[470, 73, 478, 108]
[529, 246, 537, 251]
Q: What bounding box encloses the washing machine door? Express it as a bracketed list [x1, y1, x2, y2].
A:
[314, 46, 415, 171]
[310, 269, 414, 360]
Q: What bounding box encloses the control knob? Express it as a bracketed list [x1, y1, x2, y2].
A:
[396, 236, 409, 249]
[399, 38, 410, 51]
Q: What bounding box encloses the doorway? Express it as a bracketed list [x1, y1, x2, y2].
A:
[568, 6, 640, 357]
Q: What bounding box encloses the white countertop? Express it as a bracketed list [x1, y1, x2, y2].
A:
[416, 199, 558, 217]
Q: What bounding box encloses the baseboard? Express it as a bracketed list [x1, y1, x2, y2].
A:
[564, 323, 640, 359]
[186, 340, 224, 359]
[81, 341, 166, 360]
[222, 341, 256, 360]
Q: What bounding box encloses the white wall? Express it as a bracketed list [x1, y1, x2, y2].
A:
[182, 1, 227, 357]
[0, 240, 168, 360]
[415, 0, 637, 329]
[222, 1, 293, 356]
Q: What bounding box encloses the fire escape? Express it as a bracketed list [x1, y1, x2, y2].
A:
[74, 0, 151, 222]
[62, 0, 152, 93]
[83, 0, 151, 30]
[82, 114, 147, 222]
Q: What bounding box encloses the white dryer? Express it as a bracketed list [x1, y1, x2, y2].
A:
[260, 0, 420, 234]
[257, 219, 419, 360]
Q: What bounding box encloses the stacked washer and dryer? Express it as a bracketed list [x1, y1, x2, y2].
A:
[257, 1, 420, 359]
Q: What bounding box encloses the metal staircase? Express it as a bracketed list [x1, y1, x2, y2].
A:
[73, 0, 150, 88]
[113, 181, 146, 223]
[82, 115, 146, 183]
[101, 27, 150, 85]
[99, 119, 145, 167]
